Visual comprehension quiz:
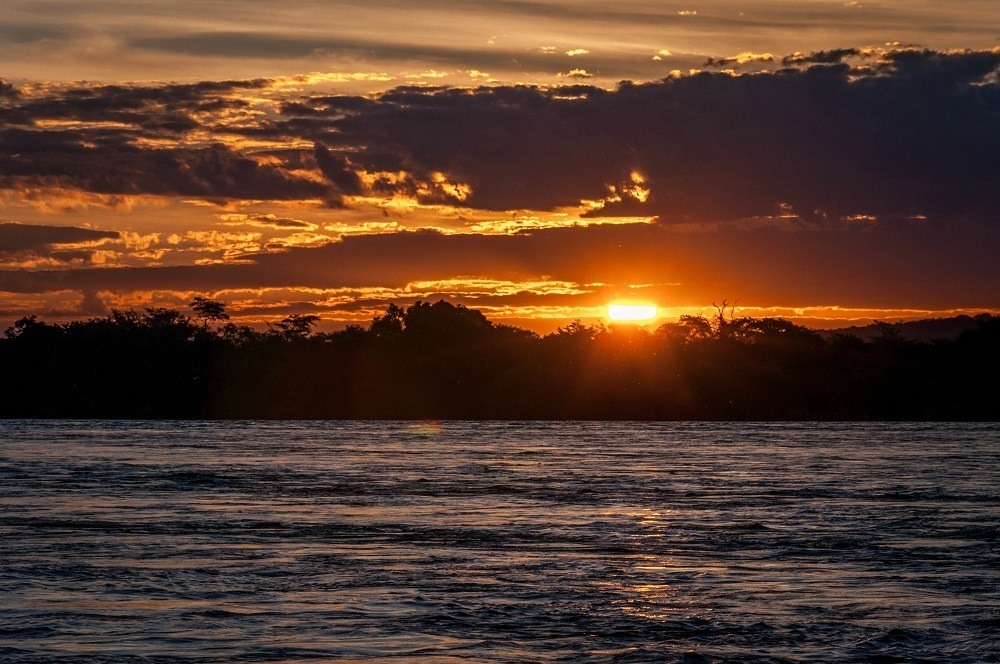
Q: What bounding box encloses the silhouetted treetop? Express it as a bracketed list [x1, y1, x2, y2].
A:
[190, 297, 230, 327]
[271, 313, 321, 340]
[400, 300, 494, 343]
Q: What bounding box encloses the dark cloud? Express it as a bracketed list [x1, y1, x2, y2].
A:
[295, 48, 1000, 224]
[0, 130, 330, 201]
[2, 223, 997, 310]
[220, 214, 316, 230]
[0, 222, 118, 264]
[0, 77, 345, 202]
[875, 47, 1000, 82]
[781, 48, 862, 66]
[0, 222, 118, 254]
[2, 47, 998, 222]
[79, 289, 110, 316]
[314, 145, 364, 196]
[0, 79, 268, 130]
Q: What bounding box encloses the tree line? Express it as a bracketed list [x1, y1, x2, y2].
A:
[2, 299, 996, 419]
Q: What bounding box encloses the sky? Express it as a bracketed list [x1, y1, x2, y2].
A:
[1, 0, 998, 330]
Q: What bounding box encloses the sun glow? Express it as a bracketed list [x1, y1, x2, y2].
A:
[607, 303, 658, 322]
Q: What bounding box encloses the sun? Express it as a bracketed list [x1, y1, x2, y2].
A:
[607, 303, 658, 322]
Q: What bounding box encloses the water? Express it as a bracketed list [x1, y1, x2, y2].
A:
[1, 421, 998, 662]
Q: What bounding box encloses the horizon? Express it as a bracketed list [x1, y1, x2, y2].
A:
[7, 295, 997, 336]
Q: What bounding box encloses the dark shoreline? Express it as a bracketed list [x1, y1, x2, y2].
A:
[4, 301, 998, 421]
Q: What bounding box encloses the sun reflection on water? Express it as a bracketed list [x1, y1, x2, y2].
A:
[605, 508, 713, 623]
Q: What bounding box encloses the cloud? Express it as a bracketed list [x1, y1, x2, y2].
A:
[0, 221, 119, 266]
[79, 289, 110, 316]
[1, 78, 271, 129]
[0, 132, 332, 203]
[781, 48, 862, 66]
[0, 46, 1000, 268]
[267, 48, 1000, 227]
[0, 222, 117, 252]
[3, 48, 999, 224]
[218, 213, 318, 230]
[705, 52, 774, 67]
[313, 145, 365, 196]
[404, 70, 450, 79]
[6, 0, 1000, 89]
[559, 68, 594, 78]
[127, 31, 616, 77]
[2, 223, 997, 313]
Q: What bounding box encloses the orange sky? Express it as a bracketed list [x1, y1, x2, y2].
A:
[1, 1, 998, 331]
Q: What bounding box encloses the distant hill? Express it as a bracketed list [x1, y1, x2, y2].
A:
[827, 314, 995, 342]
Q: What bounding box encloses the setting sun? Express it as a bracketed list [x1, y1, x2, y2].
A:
[607, 303, 658, 322]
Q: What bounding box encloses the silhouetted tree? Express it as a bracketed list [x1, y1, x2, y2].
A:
[656, 315, 713, 343]
[271, 313, 320, 339]
[190, 297, 230, 328]
[5, 315, 39, 339]
[370, 303, 405, 339]
[143, 307, 193, 329]
[402, 300, 492, 343]
[872, 320, 905, 343]
[553, 320, 605, 341]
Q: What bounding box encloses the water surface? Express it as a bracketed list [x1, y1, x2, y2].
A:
[1, 421, 998, 661]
